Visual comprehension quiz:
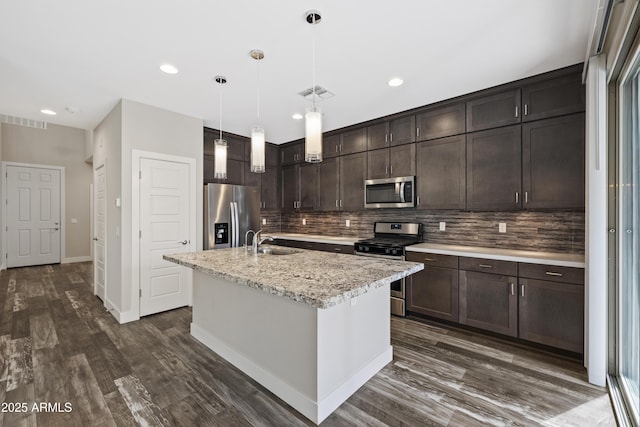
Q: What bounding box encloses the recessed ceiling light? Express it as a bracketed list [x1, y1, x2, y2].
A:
[41, 109, 57, 116]
[160, 64, 179, 74]
[388, 78, 404, 87]
[292, 113, 303, 120]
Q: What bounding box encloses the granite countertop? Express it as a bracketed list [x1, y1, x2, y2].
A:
[269, 232, 361, 246]
[164, 247, 423, 309]
[407, 243, 585, 268]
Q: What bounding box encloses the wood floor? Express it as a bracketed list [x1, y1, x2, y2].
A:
[0, 262, 616, 426]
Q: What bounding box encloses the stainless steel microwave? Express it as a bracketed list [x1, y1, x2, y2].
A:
[364, 176, 415, 208]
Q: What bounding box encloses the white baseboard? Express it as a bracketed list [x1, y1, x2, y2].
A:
[104, 300, 139, 324]
[62, 256, 92, 264]
[190, 322, 392, 424]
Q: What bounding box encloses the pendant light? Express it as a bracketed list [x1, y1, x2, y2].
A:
[305, 10, 322, 163]
[250, 50, 266, 173]
[214, 75, 228, 180]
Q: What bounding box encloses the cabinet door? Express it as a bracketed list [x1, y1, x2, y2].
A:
[407, 253, 459, 322]
[339, 152, 367, 211]
[367, 148, 389, 179]
[367, 122, 389, 150]
[225, 135, 246, 161]
[416, 136, 465, 210]
[281, 165, 298, 211]
[459, 270, 518, 337]
[281, 142, 303, 165]
[416, 103, 466, 141]
[389, 115, 416, 146]
[323, 134, 341, 159]
[522, 114, 585, 209]
[218, 159, 243, 185]
[340, 128, 367, 155]
[204, 154, 215, 183]
[318, 157, 340, 211]
[266, 143, 280, 166]
[298, 162, 318, 210]
[243, 161, 261, 188]
[261, 166, 279, 210]
[466, 125, 522, 210]
[466, 89, 521, 132]
[522, 74, 585, 122]
[389, 144, 416, 177]
[519, 278, 584, 353]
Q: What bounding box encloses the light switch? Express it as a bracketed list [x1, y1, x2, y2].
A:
[302, 218, 306, 226]
[71, 218, 78, 224]
[115, 197, 121, 207]
[262, 218, 267, 225]
[439, 222, 446, 231]
[499, 223, 507, 233]
[345, 219, 350, 227]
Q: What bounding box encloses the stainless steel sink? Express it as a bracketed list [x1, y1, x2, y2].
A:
[256, 247, 301, 256]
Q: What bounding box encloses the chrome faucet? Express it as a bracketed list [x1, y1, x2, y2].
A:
[253, 230, 274, 254]
[244, 230, 255, 252]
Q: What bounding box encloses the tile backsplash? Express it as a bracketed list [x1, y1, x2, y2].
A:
[262, 209, 585, 254]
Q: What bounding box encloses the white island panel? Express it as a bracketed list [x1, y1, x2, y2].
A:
[190, 270, 392, 425]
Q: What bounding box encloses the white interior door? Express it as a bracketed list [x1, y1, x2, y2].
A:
[6, 165, 61, 268]
[93, 163, 106, 301]
[139, 158, 191, 316]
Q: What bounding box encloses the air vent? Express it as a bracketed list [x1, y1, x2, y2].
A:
[298, 85, 335, 102]
[0, 114, 47, 129]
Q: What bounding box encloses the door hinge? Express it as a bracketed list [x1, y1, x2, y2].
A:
[139, 289, 142, 297]
[139, 170, 142, 179]
[139, 230, 141, 238]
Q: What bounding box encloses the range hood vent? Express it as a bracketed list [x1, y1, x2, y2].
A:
[1, 114, 47, 129]
[298, 85, 335, 102]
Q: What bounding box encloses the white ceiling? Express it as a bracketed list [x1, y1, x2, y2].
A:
[0, 0, 597, 144]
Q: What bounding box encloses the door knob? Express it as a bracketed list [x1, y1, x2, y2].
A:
[54, 228, 59, 231]
[178, 240, 189, 245]
[93, 237, 99, 241]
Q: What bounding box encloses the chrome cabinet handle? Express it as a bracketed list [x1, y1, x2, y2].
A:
[385, 134, 388, 143]
[521, 284, 525, 297]
[390, 133, 393, 142]
[515, 106, 519, 118]
[515, 192, 519, 204]
[424, 258, 436, 262]
[478, 264, 493, 269]
[416, 127, 420, 137]
[525, 191, 528, 203]
[390, 164, 393, 175]
[510, 283, 515, 295]
[339, 199, 343, 208]
[524, 104, 528, 116]
[545, 271, 563, 277]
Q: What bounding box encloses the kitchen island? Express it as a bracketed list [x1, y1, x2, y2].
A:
[164, 247, 422, 424]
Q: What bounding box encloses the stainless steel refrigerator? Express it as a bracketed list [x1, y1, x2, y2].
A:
[204, 183, 261, 250]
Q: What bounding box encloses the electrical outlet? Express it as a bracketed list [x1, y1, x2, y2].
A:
[262, 218, 266, 225]
[71, 218, 78, 224]
[439, 222, 446, 231]
[302, 218, 307, 226]
[345, 219, 350, 227]
[499, 222, 507, 233]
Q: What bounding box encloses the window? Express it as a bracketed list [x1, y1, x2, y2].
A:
[617, 44, 640, 424]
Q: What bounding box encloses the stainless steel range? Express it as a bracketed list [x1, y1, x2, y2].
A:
[354, 222, 423, 316]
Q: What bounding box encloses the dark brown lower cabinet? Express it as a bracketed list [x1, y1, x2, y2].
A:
[459, 270, 518, 337]
[518, 278, 584, 353]
[407, 252, 459, 322]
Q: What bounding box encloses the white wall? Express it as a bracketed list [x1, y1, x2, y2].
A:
[93, 101, 123, 313]
[95, 99, 202, 322]
[1, 122, 93, 262]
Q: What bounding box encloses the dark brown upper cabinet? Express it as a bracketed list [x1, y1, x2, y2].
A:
[260, 167, 279, 210]
[466, 125, 522, 211]
[388, 115, 416, 146]
[522, 113, 585, 209]
[281, 140, 304, 165]
[367, 144, 415, 180]
[416, 103, 466, 141]
[322, 134, 341, 159]
[281, 164, 298, 211]
[367, 122, 389, 150]
[340, 128, 367, 155]
[266, 143, 280, 166]
[466, 89, 521, 132]
[521, 74, 585, 122]
[298, 162, 318, 211]
[339, 152, 367, 211]
[416, 135, 465, 210]
[318, 157, 340, 211]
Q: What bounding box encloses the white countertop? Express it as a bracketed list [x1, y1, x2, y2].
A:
[165, 247, 422, 309]
[407, 243, 585, 268]
[269, 232, 361, 246]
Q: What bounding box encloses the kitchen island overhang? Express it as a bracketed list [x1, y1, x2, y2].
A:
[164, 248, 423, 424]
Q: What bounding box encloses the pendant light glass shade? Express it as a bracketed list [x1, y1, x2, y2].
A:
[251, 126, 266, 173]
[305, 107, 322, 163]
[214, 138, 228, 179]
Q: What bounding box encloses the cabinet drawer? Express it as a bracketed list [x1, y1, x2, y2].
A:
[406, 252, 458, 269]
[518, 263, 584, 285]
[459, 257, 517, 276]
